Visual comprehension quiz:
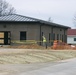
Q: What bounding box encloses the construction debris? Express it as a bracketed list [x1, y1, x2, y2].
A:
[10, 44, 45, 49]
[52, 40, 76, 50]
[0, 40, 76, 50]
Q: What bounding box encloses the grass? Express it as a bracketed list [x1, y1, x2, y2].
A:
[0, 49, 76, 64]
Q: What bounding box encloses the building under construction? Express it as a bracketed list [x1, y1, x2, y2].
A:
[0, 14, 70, 46]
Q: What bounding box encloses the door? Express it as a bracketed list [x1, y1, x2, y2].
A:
[0, 31, 11, 45]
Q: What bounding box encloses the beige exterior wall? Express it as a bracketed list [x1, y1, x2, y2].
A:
[41, 25, 51, 41]
[41, 25, 66, 39]
[40, 25, 67, 45]
[0, 23, 40, 41]
[53, 27, 66, 41]
[0, 22, 68, 45]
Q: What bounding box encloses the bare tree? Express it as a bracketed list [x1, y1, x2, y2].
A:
[0, 0, 16, 16]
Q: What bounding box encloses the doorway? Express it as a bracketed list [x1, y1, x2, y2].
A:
[0, 31, 11, 45]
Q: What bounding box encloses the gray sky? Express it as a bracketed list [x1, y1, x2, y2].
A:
[6, 0, 76, 28]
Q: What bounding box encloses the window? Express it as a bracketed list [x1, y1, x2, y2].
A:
[50, 33, 55, 40]
[74, 38, 76, 41]
[42, 32, 43, 36]
[4, 32, 8, 45]
[64, 35, 67, 43]
[49, 33, 50, 43]
[41, 32, 44, 41]
[50, 33, 55, 46]
[53, 33, 55, 40]
[62, 35, 63, 42]
[20, 31, 26, 40]
[57, 34, 59, 40]
[60, 34, 62, 40]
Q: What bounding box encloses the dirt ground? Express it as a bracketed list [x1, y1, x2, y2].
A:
[0, 48, 76, 75]
[0, 48, 76, 64]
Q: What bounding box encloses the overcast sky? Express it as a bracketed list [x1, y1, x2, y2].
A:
[6, 0, 76, 28]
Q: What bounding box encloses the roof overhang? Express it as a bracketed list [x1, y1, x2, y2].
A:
[0, 14, 70, 29]
[0, 21, 70, 29]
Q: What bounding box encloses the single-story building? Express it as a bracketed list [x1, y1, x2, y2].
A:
[0, 14, 70, 45]
[67, 29, 76, 45]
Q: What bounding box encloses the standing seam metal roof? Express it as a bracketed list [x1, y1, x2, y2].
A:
[0, 14, 70, 28]
[0, 14, 38, 21]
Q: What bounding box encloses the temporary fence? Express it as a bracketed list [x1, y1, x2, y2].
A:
[11, 40, 37, 44]
[1, 39, 75, 50]
[11, 40, 62, 44]
[10, 40, 63, 49]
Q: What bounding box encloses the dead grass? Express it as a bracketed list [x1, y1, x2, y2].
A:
[0, 49, 76, 64]
[9, 43, 76, 50]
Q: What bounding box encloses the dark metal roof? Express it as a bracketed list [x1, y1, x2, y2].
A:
[0, 14, 70, 28]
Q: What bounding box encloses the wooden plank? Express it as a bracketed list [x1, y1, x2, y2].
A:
[0, 32, 4, 38]
[0, 40, 4, 43]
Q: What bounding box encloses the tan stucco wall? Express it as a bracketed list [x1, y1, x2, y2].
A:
[41, 25, 67, 40]
[0, 22, 68, 45]
[0, 23, 40, 41]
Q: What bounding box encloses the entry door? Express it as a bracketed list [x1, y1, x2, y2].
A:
[4, 32, 8, 45]
[20, 32, 26, 40]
